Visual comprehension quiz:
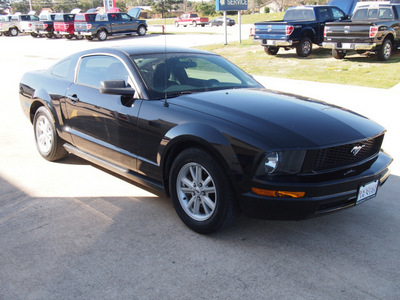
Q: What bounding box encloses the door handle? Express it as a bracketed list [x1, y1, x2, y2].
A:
[68, 94, 79, 103]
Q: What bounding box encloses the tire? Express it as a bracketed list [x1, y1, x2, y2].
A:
[377, 39, 392, 61]
[9, 27, 18, 36]
[137, 25, 146, 36]
[192, 21, 197, 27]
[174, 22, 179, 27]
[33, 107, 68, 162]
[30, 32, 38, 38]
[264, 46, 279, 55]
[75, 35, 83, 40]
[97, 29, 107, 41]
[65, 35, 73, 39]
[296, 37, 312, 57]
[85, 36, 94, 40]
[169, 148, 238, 234]
[332, 48, 346, 59]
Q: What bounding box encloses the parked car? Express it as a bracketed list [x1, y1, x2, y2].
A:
[174, 13, 209, 27]
[19, 46, 392, 233]
[209, 17, 235, 26]
[74, 8, 146, 41]
[0, 13, 39, 36]
[323, 3, 400, 60]
[32, 12, 57, 38]
[0, 15, 12, 36]
[253, 0, 356, 57]
[53, 13, 79, 39]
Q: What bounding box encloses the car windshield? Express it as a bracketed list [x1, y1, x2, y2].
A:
[284, 8, 316, 21]
[131, 53, 261, 100]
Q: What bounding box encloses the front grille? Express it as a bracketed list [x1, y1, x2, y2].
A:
[303, 134, 383, 173]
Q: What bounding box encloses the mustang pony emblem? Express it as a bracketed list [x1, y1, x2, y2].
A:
[351, 145, 365, 156]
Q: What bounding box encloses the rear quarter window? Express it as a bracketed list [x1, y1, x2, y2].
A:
[51, 58, 72, 79]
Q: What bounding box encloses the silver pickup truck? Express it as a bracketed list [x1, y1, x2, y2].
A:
[0, 13, 39, 36]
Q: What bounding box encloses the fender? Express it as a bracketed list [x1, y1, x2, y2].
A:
[159, 122, 245, 180]
[299, 27, 316, 42]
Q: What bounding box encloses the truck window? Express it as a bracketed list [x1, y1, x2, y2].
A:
[331, 8, 345, 19]
[318, 8, 331, 21]
[379, 8, 393, 19]
[283, 9, 316, 21]
[121, 14, 131, 21]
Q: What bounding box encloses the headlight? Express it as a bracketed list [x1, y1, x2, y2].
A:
[256, 150, 306, 176]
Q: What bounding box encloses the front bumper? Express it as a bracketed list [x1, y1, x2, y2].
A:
[322, 42, 377, 51]
[239, 152, 392, 220]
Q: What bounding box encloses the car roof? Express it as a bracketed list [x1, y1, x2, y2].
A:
[75, 45, 213, 57]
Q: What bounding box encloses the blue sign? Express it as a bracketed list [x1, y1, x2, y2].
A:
[216, 0, 248, 11]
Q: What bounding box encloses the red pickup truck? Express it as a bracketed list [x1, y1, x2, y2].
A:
[174, 13, 209, 27]
[53, 13, 80, 39]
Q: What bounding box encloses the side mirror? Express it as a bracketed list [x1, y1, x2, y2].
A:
[100, 80, 135, 95]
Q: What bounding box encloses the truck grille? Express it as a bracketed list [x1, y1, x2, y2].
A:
[303, 135, 383, 173]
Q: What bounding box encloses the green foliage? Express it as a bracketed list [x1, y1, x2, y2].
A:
[77, 0, 103, 12]
[195, 3, 216, 16]
[152, 0, 183, 16]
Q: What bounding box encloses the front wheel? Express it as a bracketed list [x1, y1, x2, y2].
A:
[377, 39, 392, 61]
[137, 25, 146, 36]
[33, 107, 68, 161]
[332, 48, 346, 59]
[192, 21, 197, 27]
[85, 36, 94, 40]
[174, 22, 179, 27]
[296, 37, 312, 57]
[169, 148, 238, 234]
[264, 46, 279, 55]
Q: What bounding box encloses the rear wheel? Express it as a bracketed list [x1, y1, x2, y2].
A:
[192, 21, 197, 27]
[85, 36, 94, 40]
[97, 29, 107, 41]
[264, 46, 279, 55]
[377, 39, 392, 61]
[174, 22, 179, 27]
[332, 49, 346, 59]
[9, 27, 18, 36]
[169, 148, 238, 234]
[296, 37, 312, 57]
[33, 107, 68, 161]
[65, 34, 73, 39]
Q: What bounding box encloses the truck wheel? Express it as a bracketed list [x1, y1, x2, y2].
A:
[33, 107, 68, 162]
[65, 35, 73, 39]
[169, 148, 239, 234]
[9, 27, 18, 36]
[192, 21, 197, 27]
[264, 46, 279, 55]
[296, 37, 312, 57]
[174, 22, 179, 27]
[332, 49, 346, 59]
[75, 35, 83, 40]
[30, 32, 38, 38]
[85, 36, 94, 40]
[377, 39, 392, 61]
[97, 30, 107, 41]
[137, 25, 146, 36]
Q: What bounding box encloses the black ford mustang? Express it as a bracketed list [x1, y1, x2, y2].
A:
[19, 46, 392, 233]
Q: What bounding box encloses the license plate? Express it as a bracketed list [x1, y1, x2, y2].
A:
[341, 43, 353, 49]
[266, 40, 275, 45]
[357, 180, 379, 205]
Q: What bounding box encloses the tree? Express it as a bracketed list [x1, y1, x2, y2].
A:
[151, 0, 183, 18]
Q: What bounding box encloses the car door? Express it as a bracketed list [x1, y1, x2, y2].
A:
[120, 13, 136, 32]
[109, 13, 124, 33]
[64, 54, 141, 170]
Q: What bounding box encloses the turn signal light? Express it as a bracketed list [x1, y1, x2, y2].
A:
[252, 187, 305, 198]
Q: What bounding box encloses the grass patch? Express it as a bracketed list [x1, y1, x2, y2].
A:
[196, 39, 400, 89]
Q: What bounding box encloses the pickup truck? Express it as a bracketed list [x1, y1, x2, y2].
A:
[253, 0, 356, 57]
[323, 3, 400, 61]
[174, 13, 209, 27]
[0, 13, 39, 36]
[74, 8, 147, 41]
[54, 13, 79, 39]
[32, 13, 57, 38]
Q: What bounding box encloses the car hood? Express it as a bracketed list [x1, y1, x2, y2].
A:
[170, 88, 385, 149]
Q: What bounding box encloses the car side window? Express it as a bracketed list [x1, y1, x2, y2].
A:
[331, 8, 345, 20]
[52, 58, 72, 78]
[121, 14, 131, 21]
[318, 8, 331, 22]
[76, 55, 130, 89]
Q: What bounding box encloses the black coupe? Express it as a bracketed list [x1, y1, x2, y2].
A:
[19, 46, 392, 233]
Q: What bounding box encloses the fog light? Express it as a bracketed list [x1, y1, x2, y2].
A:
[252, 187, 305, 198]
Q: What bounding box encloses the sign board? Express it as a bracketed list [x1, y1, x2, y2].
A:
[216, 0, 248, 11]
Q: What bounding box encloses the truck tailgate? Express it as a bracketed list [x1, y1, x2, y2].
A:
[325, 22, 375, 42]
[254, 22, 288, 38]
